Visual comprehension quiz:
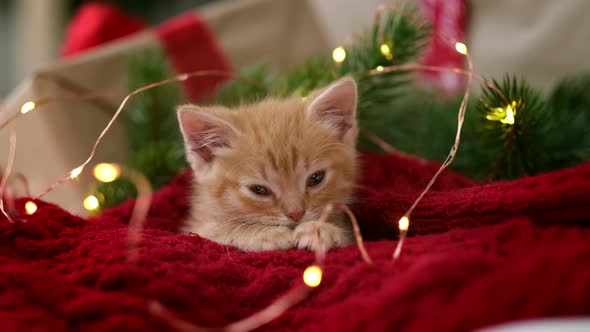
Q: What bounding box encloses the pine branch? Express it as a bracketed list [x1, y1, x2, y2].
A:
[126, 48, 182, 148]
[89, 48, 185, 212]
[92, 179, 137, 213]
[472, 76, 546, 179]
[215, 5, 430, 110]
[541, 73, 590, 170]
[216, 63, 273, 106]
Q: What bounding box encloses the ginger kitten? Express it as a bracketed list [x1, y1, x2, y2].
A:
[178, 77, 358, 252]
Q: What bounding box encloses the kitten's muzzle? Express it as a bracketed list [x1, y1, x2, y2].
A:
[286, 210, 305, 223]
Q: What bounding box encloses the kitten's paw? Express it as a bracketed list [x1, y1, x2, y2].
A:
[252, 226, 295, 251]
[293, 222, 347, 252]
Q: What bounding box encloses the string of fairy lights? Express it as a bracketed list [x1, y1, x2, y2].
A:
[0, 5, 515, 331]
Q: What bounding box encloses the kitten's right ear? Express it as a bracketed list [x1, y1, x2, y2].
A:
[306, 77, 357, 144]
[177, 106, 238, 165]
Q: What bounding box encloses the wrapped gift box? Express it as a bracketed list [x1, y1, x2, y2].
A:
[0, 0, 332, 213]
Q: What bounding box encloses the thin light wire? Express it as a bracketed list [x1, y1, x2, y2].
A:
[0, 6, 508, 332]
[0, 125, 16, 223]
[369, 3, 491, 260]
[152, 201, 373, 332]
[372, 4, 507, 104]
[151, 284, 313, 332]
[224, 286, 313, 332]
[123, 167, 152, 264]
[149, 301, 208, 332]
[0, 92, 121, 131]
[316, 203, 373, 264]
[391, 47, 475, 260]
[35, 70, 236, 199]
[366, 63, 507, 104]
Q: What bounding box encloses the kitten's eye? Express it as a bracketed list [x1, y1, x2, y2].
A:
[249, 185, 272, 196]
[307, 170, 326, 188]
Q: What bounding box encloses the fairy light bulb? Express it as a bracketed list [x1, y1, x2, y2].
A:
[376, 66, 384, 72]
[486, 101, 517, 125]
[24, 201, 37, 215]
[20, 101, 36, 114]
[83, 195, 99, 211]
[380, 44, 393, 60]
[454, 42, 468, 55]
[70, 166, 84, 179]
[398, 216, 410, 231]
[303, 265, 323, 287]
[93, 163, 121, 183]
[503, 105, 515, 125]
[332, 46, 346, 63]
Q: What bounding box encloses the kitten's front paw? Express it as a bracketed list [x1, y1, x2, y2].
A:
[293, 222, 347, 252]
[251, 226, 295, 251]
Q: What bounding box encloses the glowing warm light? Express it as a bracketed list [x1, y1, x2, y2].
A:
[380, 44, 393, 60]
[24, 201, 37, 215]
[93, 163, 121, 183]
[70, 166, 84, 179]
[486, 101, 517, 125]
[303, 265, 323, 287]
[332, 46, 346, 63]
[20, 101, 36, 114]
[398, 216, 410, 231]
[376, 66, 384, 72]
[83, 195, 100, 211]
[454, 42, 468, 55]
[503, 106, 515, 125]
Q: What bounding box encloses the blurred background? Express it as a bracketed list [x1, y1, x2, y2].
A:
[0, 0, 589, 214]
[0, 0, 217, 96]
[2, 0, 590, 97]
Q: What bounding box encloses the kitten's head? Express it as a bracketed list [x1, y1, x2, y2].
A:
[178, 77, 358, 228]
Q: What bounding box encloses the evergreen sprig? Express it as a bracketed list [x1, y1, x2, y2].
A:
[217, 5, 429, 110]
[89, 48, 186, 212]
[544, 74, 590, 169]
[471, 77, 550, 179]
[466, 76, 590, 180]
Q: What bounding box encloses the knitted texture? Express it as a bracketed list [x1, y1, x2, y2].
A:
[1, 152, 590, 332]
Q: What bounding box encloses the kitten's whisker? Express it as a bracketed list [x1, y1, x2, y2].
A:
[317, 142, 347, 153]
[223, 244, 235, 261]
[319, 147, 348, 155]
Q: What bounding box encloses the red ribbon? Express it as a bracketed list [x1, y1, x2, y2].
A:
[60, 2, 231, 101]
[156, 12, 232, 102]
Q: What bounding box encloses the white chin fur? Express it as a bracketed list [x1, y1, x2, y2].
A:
[257, 217, 297, 227]
[267, 210, 321, 226]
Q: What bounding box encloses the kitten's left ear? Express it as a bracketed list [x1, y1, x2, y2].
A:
[177, 106, 238, 168]
[306, 77, 358, 143]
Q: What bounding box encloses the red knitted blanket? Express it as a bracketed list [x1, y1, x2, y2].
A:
[2, 152, 589, 332]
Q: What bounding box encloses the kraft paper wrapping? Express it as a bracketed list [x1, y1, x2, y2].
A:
[0, 0, 329, 214]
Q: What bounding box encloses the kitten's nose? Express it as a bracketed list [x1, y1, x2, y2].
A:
[287, 210, 305, 222]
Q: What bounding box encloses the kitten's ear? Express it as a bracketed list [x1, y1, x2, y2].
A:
[177, 106, 238, 166]
[306, 77, 358, 142]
